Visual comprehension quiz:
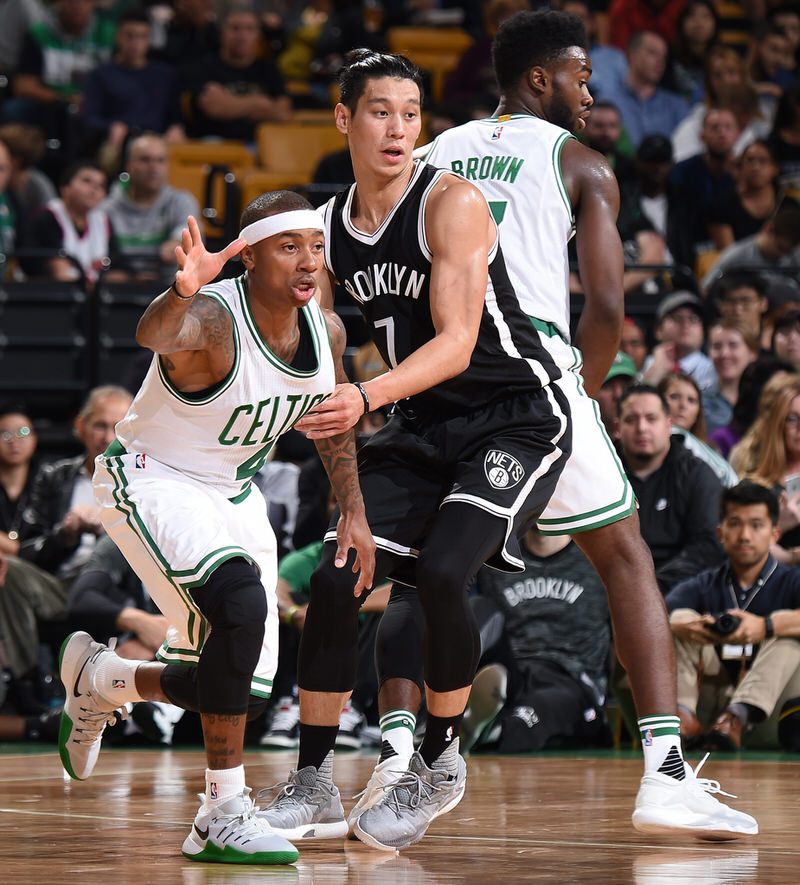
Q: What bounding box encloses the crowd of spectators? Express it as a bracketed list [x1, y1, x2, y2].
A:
[1, 0, 800, 755]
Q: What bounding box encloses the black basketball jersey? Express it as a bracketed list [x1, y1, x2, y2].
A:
[321, 161, 562, 416]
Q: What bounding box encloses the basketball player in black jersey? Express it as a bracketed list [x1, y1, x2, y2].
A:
[257, 50, 573, 851]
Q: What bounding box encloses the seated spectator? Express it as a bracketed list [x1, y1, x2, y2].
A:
[663, 0, 719, 104]
[596, 350, 637, 438]
[666, 480, 800, 751]
[710, 271, 769, 340]
[82, 7, 185, 177]
[8, 0, 116, 172]
[592, 30, 690, 149]
[461, 527, 612, 753]
[658, 371, 739, 486]
[671, 44, 771, 165]
[581, 101, 637, 188]
[180, 3, 292, 144]
[701, 197, 800, 299]
[620, 316, 649, 372]
[150, 0, 220, 68]
[0, 122, 54, 233]
[275, 0, 332, 85]
[703, 318, 760, 434]
[19, 385, 132, 586]
[727, 361, 797, 470]
[0, 405, 66, 714]
[670, 106, 740, 258]
[102, 131, 200, 283]
[746, 21, 796, 110]
[768, 82, 800, 188]
[559, 0, 628, 100]
[705, 139, 780, 251]
[22, 160, 119, 286]
[616, 383, 726, 593]
[771, 307, 800, 372]
[642, 291, 717, 392]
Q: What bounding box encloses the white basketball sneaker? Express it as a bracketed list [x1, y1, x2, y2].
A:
[632, 754, 759, 841]
[346, 748, 410, 836]
[58, 631, 127, 780]
[182, 788, 299, 864]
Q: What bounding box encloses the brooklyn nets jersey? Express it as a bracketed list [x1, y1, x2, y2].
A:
[425, 115, 576, 340]
[115, 275, 335, 500]
[320, 161, 561, 416]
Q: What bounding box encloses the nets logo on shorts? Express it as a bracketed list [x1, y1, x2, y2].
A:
[484, 450, 525, 489]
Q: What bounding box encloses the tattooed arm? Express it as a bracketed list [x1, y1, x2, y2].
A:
[314, 309, 376, 595]
[135, 216, 246, 391]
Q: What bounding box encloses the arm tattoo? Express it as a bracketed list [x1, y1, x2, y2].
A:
[315, 431, 363, 514]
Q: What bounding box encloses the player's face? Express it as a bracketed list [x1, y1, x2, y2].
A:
[618, 393, 672, 459]
[244, 228, 325, 308]
[336, 77, 422, 178]
[718, 503, 778, 569]
[546, 49, 593, 133]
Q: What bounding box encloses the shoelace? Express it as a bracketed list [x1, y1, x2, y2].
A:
[75, 704, 128, 744]
[381, 768, 446, 813]
[256, 773, 321, 808]
[688, 753, 737, 799]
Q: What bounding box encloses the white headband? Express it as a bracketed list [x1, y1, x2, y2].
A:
[239, 210, 324, 245]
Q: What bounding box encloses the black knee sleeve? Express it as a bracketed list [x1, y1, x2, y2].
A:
[298, 544, 367, 692]
[416, 548, 482, 693]
[376, 583, 425, 691]
[161, 663, 269, 720]
[189, 558, 266, 715]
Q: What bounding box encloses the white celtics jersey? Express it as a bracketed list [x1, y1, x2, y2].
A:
[425, 115, 575, 339]
[115, 275, 335, 500]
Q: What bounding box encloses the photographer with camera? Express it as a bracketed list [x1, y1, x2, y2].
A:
[665, 480, 800, 751]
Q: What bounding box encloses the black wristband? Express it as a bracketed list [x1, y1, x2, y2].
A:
[353, 381, 370, 414]
[171, 278, 196, 301]
[764, 615, 774, 639]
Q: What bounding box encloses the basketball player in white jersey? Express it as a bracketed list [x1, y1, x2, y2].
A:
[415, 9, 756, 840]
[57, 192, 375, 865]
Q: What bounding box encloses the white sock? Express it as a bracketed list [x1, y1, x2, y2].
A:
[91, 653, 145, 705]
[379, 709, 415, 760]
[205, 764, 246, 808]
[639, 715, 685, 778]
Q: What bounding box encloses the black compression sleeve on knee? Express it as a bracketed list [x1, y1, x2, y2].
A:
[297, 543, 365, 692]
[161, 663, 269, 720]
[189, 557, 267, 715]
[376, 583, 424, 691]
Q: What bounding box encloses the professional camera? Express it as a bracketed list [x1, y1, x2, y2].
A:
[709, 612, 741, 636]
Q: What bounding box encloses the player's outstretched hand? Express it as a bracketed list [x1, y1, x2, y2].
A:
[174, 215, 246, 297]
[295, 383, 365, 438]
[334, 509, 376, 597]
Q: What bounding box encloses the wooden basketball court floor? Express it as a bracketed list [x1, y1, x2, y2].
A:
[0, 745, 796, 884]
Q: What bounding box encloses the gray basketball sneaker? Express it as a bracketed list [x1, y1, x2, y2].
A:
[257, 764, 348, 840]
[354, 749, 467, 851]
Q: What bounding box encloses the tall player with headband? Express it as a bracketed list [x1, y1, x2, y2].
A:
[57, 191, 375, 865]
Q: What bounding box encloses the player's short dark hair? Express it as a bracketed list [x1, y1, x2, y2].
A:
[720, 480, 779, 524]
[338, 48, 424, 112]
[239, 190, 314, 228]
[618, 382, 670, 415]
[492, 10, 587, 91]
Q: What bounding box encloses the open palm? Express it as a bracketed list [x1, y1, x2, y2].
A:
[174, 216, 246, 296]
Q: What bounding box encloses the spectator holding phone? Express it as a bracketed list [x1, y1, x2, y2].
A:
[665, 480, 800, 751]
